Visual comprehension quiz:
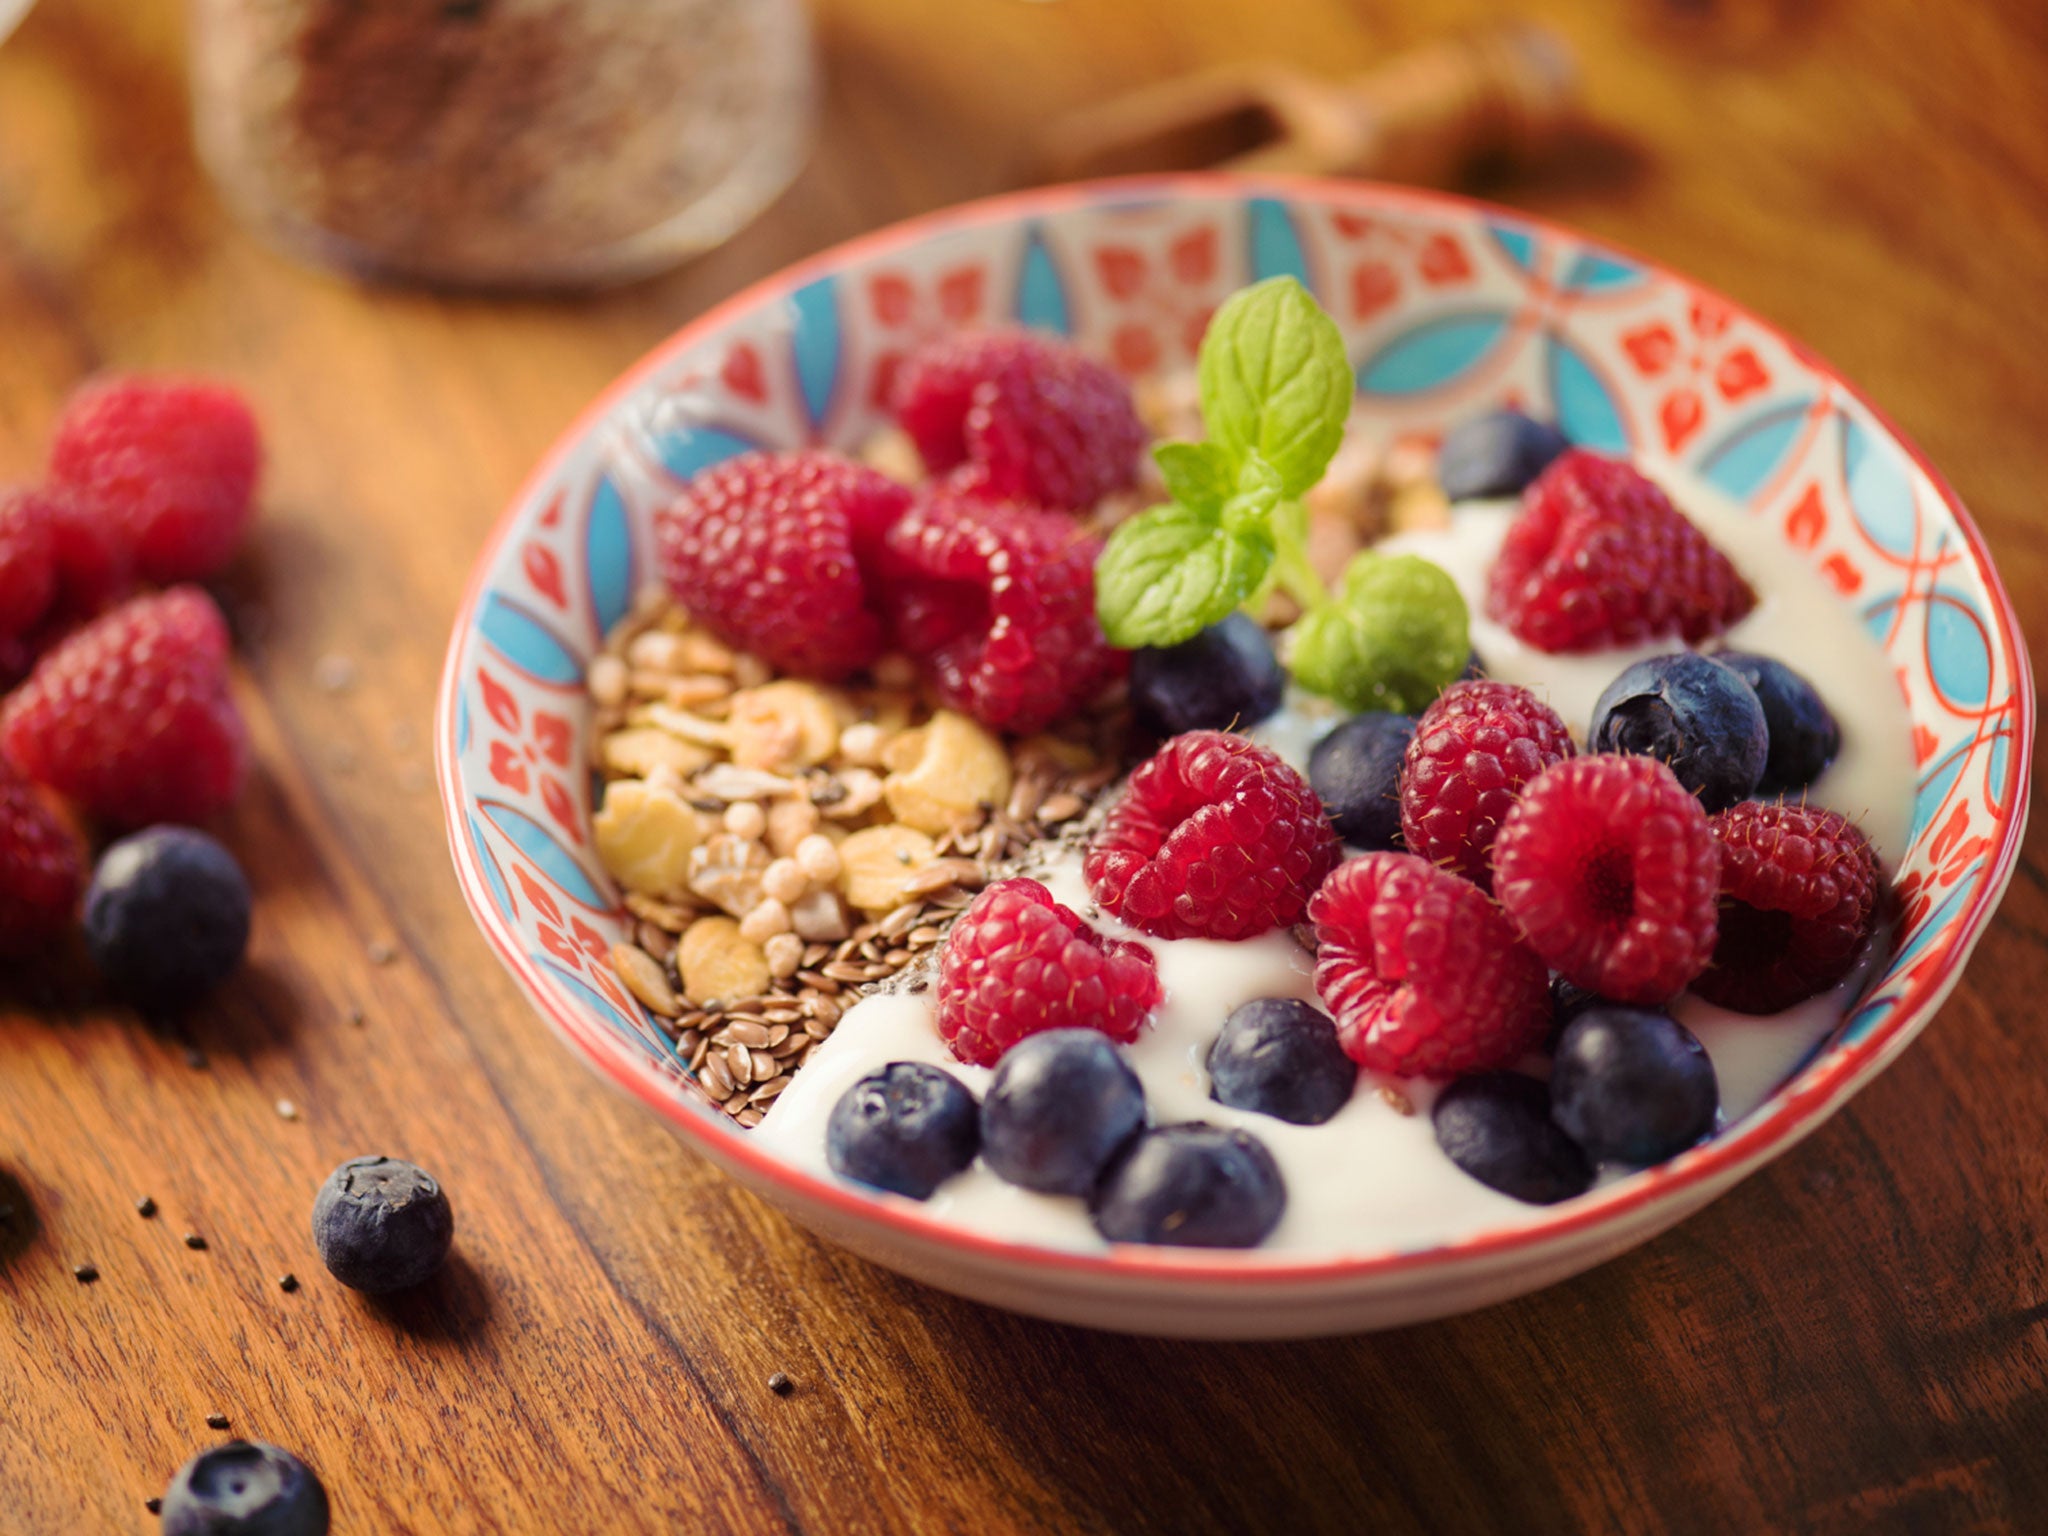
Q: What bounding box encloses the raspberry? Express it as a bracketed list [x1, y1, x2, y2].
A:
[1694, 801, 1881, 1014]
[1400, 681, 1575, 890]
[1, 587, 248, 826]
[49, 375, 260, 584]
[1308, 852, 1551, 1078]
[1492, 756, 1722, 1005]
[653, 450, 911, 681]
[879, 484, 1121, 734]
[894, 330, 1144, 511]
[1486, 450, 1755, 653]
[0, 760, 84, 956]
[0, 488, 56, 637]
[38, 484, 133, 629]
[935, 878, 1162, 1067]
[1085, 731, 1340, 941]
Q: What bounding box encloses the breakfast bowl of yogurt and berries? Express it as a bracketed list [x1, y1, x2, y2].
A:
[436, 177, 2031, 1337]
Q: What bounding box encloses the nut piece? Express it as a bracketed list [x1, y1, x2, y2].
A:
[794, 834, 842, 884]
[763, 931, 805, 980]
[612, 942, 681, 1017]
[587, 654, 629, 708]
[884, 709, 1014, 835]
[820, 768, 884, 821]
[738, 897, 792, 946]
[687, 832, 771, 918]
[678, 917, 772, 1005]
[727, 681, 844, 772]
[837, 824, 941, 914]
[837, 721, 887, 767]
[789, 889, 851, 942]
[764, 795, 821, 856]
[601, 728, 714, 780]
[594, 780, 705, 897]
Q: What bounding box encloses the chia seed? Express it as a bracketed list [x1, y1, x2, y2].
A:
[74, 1263, 99, 1283]
[767, 1371, 794, 1396]
[206, 1413, 230, 1431]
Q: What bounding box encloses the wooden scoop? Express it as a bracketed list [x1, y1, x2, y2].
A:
[1038, 23, 1578, 187]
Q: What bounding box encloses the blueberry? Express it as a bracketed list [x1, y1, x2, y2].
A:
[1091, 1123, 1285, 1248]
[1551, 1006, 1718, 1165]
[160, 1441, 329, 1536]
[311, 1155, 454, 1293]
[1128, 612, 1285, 738]
[83, 827, 250, 1009]
[1588, 652, 1767, 812]
[826, 1062, 979, 1200]
[1307, 712, 1416, 850]
[1207, 998, 1358, 1125]
[980, 1030, 1146, 1195]
[1546, 975, 1602, 1049]
[1432, 1073, 1594, 1205]
[1714, 651, 1841, 794]
[1437, 409, 1571, 502]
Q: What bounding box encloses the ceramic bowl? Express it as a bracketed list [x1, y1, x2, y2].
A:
[435, 176, 2031, 1338]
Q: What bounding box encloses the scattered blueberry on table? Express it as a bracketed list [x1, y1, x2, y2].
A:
[160, 1440, 328, 1536]
[82, 826, 250, 1009]
[1207, 998, 1357, 1126]
[1091, 1123, 1286, 1249]
[1128, 612, 1286, 738]
[1432, 1073, 1595, 1205]
[1436, 408, 1571, 502]
[826, 1062, 979, 1200]
[311, 1155, 454, 1293]
[1588, 652, 1768, 813]
[1713, 650, 1841, 794]
[1307, 711, 1416, 850]
[980, 1030, 1146, 1196]
[1550, 1006, 1720, 1165]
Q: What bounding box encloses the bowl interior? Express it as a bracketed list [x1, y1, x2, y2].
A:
[437, 177, 2030, 1274]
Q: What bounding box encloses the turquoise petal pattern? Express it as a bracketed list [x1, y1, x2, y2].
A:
[1015, 227, 1072, 334]
[478, 593, 582, 685]
[480, 801, 609, 910]
[1247, 198, 1310, 285]
[1843, 414, 1917, 557]
[1925, 590, 1992, 710]
[1562, 250, 1644, 293]
[1544, 335, 1628, 451]
[1697, 401, 1812, 501]
[789, 275, 841, 430]
[657, 424, 757, 481]
[1358, 313, 1509, 396]
[586, 475, 635, 639]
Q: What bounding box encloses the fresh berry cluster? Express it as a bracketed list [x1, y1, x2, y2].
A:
[0, 377, 260, 986]
[653, 330, 1137, 734]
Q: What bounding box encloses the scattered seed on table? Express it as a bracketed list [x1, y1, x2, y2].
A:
[205, 1413, 229, 1431]
[768, 1372, 794, 1397]
[184, 1233, 207, 1251]
[135, 1196, 157, 1218]
[73, 1263, 99, 1283]
[278, 1273, 299, 1293]
[346, 1006, 365, 1027]
[145, 1497, 161, 1514]
[368, 942, 397, 966]
[275, 1099, 299, 1121]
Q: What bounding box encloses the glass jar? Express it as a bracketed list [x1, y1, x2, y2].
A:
[188, 0, 815, 289]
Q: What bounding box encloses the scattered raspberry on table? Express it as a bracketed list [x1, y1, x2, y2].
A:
[935, 878, 1161, 1068]
[1086, 730, 1340, 941]
[1, 586, 248, 827]
[48, 375, 260, 585]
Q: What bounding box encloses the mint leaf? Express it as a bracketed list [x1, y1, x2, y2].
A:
[1095, 501, 1274, 649]
[1152, 441, 1234, 512]
[1196, 276, 1353, 500]
[1288, 553, 1469, 712]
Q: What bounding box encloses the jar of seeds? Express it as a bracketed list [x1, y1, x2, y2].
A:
[188, 0, 815, 288]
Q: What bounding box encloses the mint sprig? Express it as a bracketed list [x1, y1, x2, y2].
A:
[1093, 275, 1469, 708]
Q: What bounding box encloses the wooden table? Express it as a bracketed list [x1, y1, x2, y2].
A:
[2, 0, 2044, 1530]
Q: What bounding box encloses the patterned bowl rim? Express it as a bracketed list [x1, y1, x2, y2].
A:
[436, 173, 2034, 1286]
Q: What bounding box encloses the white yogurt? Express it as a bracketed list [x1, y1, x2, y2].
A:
[756, 476, 1917, 1255]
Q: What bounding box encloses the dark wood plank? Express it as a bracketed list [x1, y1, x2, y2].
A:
[1, 0, 2045, 1530]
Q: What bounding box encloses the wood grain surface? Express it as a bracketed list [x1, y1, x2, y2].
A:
[2, 0, 2046, 1531]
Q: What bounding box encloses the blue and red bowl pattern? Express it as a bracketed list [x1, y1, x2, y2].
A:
[436, 178, 2030, 1262]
